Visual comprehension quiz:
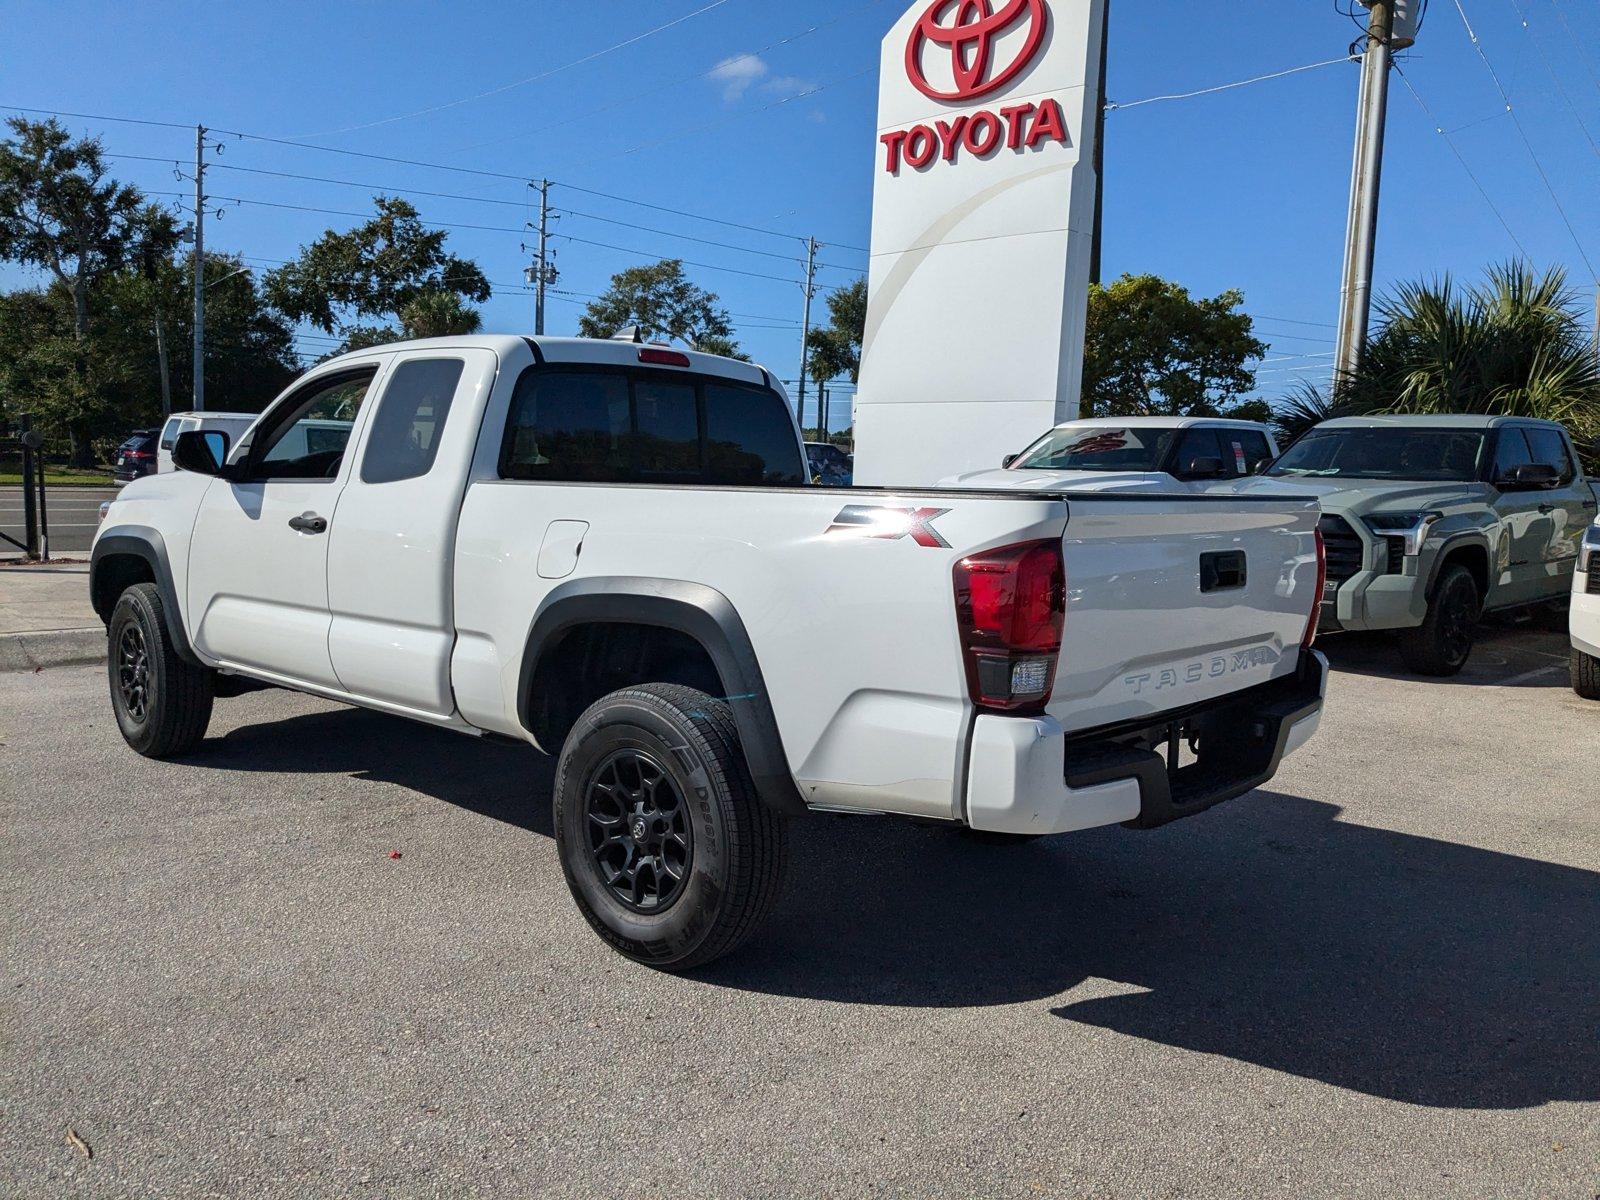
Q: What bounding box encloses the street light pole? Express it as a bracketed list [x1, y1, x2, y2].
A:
[1334, 1, 1396, 383]
[796, 237, 819, 429]
[192, 124, 207, 411]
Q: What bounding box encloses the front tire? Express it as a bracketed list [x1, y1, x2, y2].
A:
[1574, 647, 1600, 700]
[1398, 565, 1480, 676]
[107, 583, 213, 757]
[552, 683, 788, 971]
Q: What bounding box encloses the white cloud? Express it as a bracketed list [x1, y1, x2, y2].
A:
[763, 74, 812, 95]
[708, 53, 768, 102]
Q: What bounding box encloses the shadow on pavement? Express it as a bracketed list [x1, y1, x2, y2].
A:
[197, 704, 557, 838]
[191, 702, 1595, 1111]
[1319, 622, 1571, 688]
[707, 791, 1598, 1111]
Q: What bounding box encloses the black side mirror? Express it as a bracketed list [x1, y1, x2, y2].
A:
[1498, 462, 1559, 490]
[1002, 453, 1019, 468]
[1180, 455, 1227, 479]
[172, 429, 231, 476]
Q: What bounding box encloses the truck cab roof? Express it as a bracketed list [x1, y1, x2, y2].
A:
[1314, 414, 1569, 431]
[311, 334, 778, 392]
[1044, 415, 1272, 432]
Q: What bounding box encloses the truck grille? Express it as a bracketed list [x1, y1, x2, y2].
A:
[1588, 569, 1600, 596]
[1319, 515, 1366, 587]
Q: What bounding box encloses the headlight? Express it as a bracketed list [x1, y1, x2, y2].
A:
[1363, 511, 1444, 557]
[1581, 524, 1600, 575]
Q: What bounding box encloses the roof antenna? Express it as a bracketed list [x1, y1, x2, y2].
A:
[611, 325, 644, 343]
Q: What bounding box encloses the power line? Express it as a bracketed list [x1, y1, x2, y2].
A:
[560, 65, 876, 174]
[1254, 313, 1339, 328]
[1450, 0, 1598, 278]
[1105, 54, 1357, 111]
[1394, 66, 1533, 260]
[1503, 0, 1600, 160]
[7, 102, 866, 253]
[287, 0, 740, 139]
[448, 0, 888, 155]
[1546, 0, 1600, 97]
[556, 233, 804, 284]
[560, 182, 867, 253]
[108, 154, 869, 272]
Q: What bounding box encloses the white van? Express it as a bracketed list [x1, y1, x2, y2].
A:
[157, 412, 259, 474]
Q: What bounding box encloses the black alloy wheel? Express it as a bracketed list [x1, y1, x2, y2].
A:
[117, 622, 151, 721]
[584, 747, 693, 912]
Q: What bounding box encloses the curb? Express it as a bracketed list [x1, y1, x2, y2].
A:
[0, 627, 104, 672]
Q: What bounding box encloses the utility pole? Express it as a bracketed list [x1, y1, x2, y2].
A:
[532, 179, 555, 336]
[1089, 0, 1110, 286]
[192, 124, 207, 411]
[796, 237, 819, 429]
[1334, 1, 1398, 382]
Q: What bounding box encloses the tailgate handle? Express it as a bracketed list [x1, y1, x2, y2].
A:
[1200, 550, 1247, 593]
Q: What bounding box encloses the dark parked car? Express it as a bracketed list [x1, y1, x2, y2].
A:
[112, 430, 160, 483]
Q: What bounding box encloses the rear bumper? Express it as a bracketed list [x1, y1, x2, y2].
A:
[1573, 572, 1600, 657]
[965, 650, 1327, 835]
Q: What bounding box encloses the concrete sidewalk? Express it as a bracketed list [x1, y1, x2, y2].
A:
[0, 563, 104, 671]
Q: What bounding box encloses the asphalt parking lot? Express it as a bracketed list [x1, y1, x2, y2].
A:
[2, 625, 1595, 1198]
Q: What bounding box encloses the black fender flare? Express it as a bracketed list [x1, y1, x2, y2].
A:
[90, 527, 202, 667]
[518, 577, 805, 815]
[1424, 531, 1494, 601]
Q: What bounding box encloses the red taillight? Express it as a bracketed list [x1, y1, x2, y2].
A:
[953, 539, 1065, 713]
[1303, 526, 1327, 648]
[127, 449, 153, 459]
[638, 347, 691, 368]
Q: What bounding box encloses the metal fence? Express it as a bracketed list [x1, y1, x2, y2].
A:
[0, 422, 53, 560]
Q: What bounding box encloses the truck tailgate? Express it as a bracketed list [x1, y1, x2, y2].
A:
[1048, 494, 1322, 733]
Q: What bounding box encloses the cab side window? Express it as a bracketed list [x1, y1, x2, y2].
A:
[1524, 428, 1576, 485]
[1491, 429, 1533, 481]
[249, 369, 377, 482]
[360, 358, 465, 485]
[159, 417, 181, 452]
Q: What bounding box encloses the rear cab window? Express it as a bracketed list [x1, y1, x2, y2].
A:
[1221, 429, 1273, 475]
[500, 365, 805, 486]
[360, 358, 465, 484]
[159, 418, 181, 452]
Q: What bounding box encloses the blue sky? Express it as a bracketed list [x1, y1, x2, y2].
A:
[4, 0, 1598, 424]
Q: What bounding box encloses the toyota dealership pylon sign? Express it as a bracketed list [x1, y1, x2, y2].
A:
[852, 0, 1107, 485]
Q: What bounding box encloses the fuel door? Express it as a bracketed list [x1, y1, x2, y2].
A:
[537, 520, 589, 580]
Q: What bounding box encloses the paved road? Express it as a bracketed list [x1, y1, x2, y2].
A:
[0, 485, 119, 557]
[2, 628, 1595, 1198]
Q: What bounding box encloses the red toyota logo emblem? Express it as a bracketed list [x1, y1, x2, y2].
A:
[904, 0, 1049, 102]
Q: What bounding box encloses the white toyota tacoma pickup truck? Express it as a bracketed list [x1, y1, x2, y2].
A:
[91, 335, 1328, 969]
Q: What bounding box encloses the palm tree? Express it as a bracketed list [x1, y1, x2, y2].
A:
[399, 289, 482, 339]
[1271, 381, 1348, 448]
[1307, 263, 1600, 468]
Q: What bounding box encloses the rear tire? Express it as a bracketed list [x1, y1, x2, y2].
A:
[1574, 647, 1600, 700]
[552, 683, 788, 971]
[1398, 565, 1480, 676]
[107, 583, 213, 757]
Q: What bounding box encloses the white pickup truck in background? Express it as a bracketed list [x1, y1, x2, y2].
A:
[92, 335, 1328, 969]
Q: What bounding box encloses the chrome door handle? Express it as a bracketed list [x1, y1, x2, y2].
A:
[288, 512, 328, 534]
